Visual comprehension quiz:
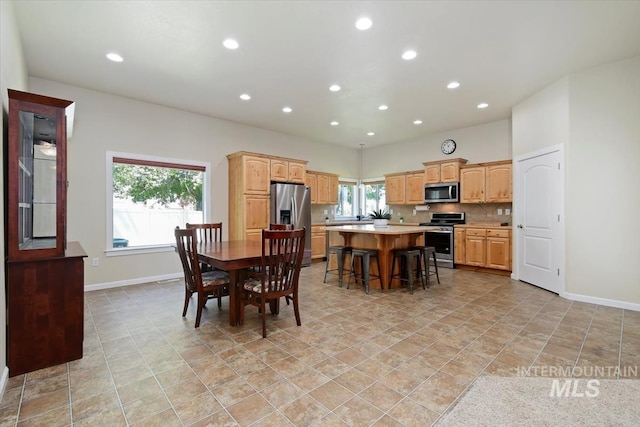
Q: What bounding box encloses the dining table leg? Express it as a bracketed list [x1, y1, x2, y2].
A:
[229, 270, 239, 326]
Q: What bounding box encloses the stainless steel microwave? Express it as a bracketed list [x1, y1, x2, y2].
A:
[424, 182, 459, 203]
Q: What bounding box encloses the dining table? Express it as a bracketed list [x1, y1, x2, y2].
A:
[326, 224, 436, 290]
[197, 239, 263, 326]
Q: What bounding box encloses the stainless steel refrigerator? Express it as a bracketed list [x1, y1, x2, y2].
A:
[270, 182, 312, 266]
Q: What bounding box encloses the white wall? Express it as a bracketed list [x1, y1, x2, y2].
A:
[366, 119, 512, 177]
[27, 78, 359, 287]
[565, 56, 640, 304]
[512, 56, 640, 306]
[1, 0, 28, 400]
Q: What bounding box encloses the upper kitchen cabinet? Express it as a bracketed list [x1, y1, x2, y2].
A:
[228, 152, 270, 195]
[7, 89, 74, 260]
[385, 170, 425, 205]
[423, 158, 468, 184]
[270, 157, 306, 183]
[460, 160, 512, 203]
[385, 173, 406, 204]
[307, 170, 339, 205]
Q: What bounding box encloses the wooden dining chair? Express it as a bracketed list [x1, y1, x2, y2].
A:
[186, 222, 223, 272]
[240, 228, 306, 338]
[174, 227, 230, 328]
[269, 223, 292, 230]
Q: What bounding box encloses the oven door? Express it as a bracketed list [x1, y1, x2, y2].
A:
[424, 229, 454, 265]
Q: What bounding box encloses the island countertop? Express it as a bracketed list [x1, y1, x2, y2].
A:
[323, 224, 437, 234]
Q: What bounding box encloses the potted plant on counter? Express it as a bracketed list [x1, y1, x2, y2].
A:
[398, 216, 404, 224]
[370, 209, 391, 227]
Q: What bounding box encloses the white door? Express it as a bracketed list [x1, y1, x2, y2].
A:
[515, 146, 563, 294]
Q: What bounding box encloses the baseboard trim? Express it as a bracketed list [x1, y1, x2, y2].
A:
[0, 366, 9, 404]
[84, 272, 183, 292]
[562, 291, 640, 312]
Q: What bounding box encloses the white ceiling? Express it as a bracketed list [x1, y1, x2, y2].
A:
[12, 1, 640, 148]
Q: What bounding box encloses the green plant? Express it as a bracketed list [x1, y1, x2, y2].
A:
[369, 209, 391, 219]
[399, 216, 404, 221]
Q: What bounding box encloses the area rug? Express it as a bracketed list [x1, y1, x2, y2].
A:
[435, 376, 640, 426]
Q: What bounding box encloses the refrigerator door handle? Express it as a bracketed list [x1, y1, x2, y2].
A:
[291, 197, 296, 225]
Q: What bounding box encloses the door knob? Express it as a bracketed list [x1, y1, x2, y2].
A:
[517, 224, 523, 229]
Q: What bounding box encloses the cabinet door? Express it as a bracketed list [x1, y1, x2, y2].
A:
[465, 235, 486, 266]
[244, 195, 269, 235]
[487, 237, 511, 270]
[311, 226, 326, 258]
[460, 167, 485, 203]
[244, 156, 270, 194]
[406, 172, 425, 204]
[454, 228, 466, 264]
[306, 173, 318, 204]
[424, 165, 441, 184]
[317, 174, 330, 204]
[329, 175, 339, 204]
[441, 161, 461, 182]
[486, 164, 512, 203]
[385, 175, 406, 204]
[270, 159, 288, 182]
[288, 161, 306, 183]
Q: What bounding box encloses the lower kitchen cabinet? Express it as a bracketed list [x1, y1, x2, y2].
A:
[454, 226, 511, 272]
[311, 225, 327, 259]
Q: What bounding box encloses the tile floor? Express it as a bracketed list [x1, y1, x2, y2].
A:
[1, 263, 638, 427]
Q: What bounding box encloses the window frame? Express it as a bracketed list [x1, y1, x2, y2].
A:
[333, 176, 386, 220]
[105, 151, 211, 256]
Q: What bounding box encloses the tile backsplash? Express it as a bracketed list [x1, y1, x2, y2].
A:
[312, 203, 512, 224]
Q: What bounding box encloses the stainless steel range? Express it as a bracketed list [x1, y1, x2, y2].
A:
[420, 212, 465, 269]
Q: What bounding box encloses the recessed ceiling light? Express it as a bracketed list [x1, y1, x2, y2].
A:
[239, 93, 251, 101]
[282, 106, 292, 113]
[367, 132, 375, 136]
[378, 105, 388, 111]
[329, 84, 341, 92]
[223, 38, 239, 50]
[447, 81, 460, 89]
[413, 120, 423, 125]
[477, 103, 489, 109]
[402, 50, 417, 60]
[355, 17, 372, 30]
[106, 52, 123, 62]
[330, 121, 339, 126]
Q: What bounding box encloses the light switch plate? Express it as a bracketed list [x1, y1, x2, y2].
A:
[506, 208, 511, 215]
[497, 208, 503, 215]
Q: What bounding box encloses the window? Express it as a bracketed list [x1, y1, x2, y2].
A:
[335, 179, 356, 217]
[334, 178, 386, 219]
[106, 152, 210, 254]
[362, 179, 387, 216]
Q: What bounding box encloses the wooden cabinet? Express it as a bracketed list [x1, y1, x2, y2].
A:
[311, 225, 327, 259]
[329, 175, 339, 204]
[486, 229, 511, 270]
[460, 167, 486, 203]
[385, 170, 426, 205]
[423, 158, 468, 184]
[485, 163, 512, 203]
[454, 228, 466, 264]
[6, 90, 86, 376]
[465, 228, 487, 266]
[305, 172, 318, 203]
[454, 226, 511, 271]
[460, 160, 512, 203]
[307, 170, 339, 205]
[271, 158, 306, 183]
[385, 173, 406, 204]
[405, 171, 425, 204]
[228, 151, 307, 239]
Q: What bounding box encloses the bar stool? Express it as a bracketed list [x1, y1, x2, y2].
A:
[411, 245, 440, 287]
[324, 245, 352, 287]
[389, 248, 423, 294]
[347, 249, 381, 294]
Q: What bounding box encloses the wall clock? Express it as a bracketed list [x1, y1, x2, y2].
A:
[441, 139, 456, 155]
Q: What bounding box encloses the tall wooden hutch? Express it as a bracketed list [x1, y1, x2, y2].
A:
[5, 89, 86, 376]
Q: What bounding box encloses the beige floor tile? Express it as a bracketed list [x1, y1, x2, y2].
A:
[16, 404, 70, 427]
[227, 393, 275, 426]
[71, 390, 121, 423]
[71, 409, 127, 427]
[359, 381, 405, 412]
[18, 389, 69, 422]
[387, 397, 440, 427]
[172, 391, 221, 426]
[333, 396, 384, 426]
[308, 380, 355, 411]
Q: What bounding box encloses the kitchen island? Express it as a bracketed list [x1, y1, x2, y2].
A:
[326, 224, 435, 290]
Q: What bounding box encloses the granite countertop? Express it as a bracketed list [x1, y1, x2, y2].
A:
[455, 222, 511, 229]
[314, 221, 422, 226]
